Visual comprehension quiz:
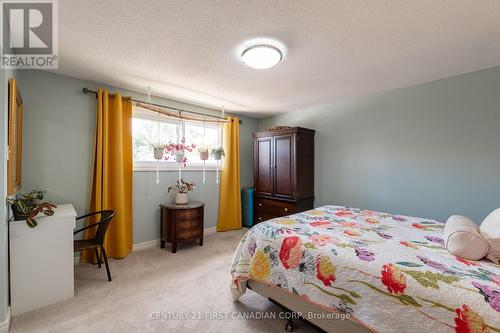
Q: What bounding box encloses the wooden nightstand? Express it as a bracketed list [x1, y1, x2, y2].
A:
[160, 201, 205, 253]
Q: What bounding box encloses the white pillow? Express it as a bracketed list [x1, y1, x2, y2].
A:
[444, 215, 489, 261]
[480, 208, 500, 264]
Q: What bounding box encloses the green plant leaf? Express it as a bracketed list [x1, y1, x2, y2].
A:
[336, 243, 353, 249]
[403, 270, 459, 289]
[396, 262, 423, 267]
[338, 294, 356, 305]
[26, 217, 37, 228]
[398, 294, 421, 307]
[17, 201, 26, 212]
[304, 242, 316, 249]
[43, 209, 54, 216]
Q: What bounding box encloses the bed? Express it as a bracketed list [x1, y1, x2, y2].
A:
[231, 206, 500, 333]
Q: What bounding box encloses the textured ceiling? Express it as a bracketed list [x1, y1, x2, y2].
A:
[57, 0, 500, 117]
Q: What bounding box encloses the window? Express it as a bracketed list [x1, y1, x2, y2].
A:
[184, 121, 220, 164]
[132, 107, 222, 170]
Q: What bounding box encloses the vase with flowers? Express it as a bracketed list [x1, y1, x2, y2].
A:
[164, 138, 196, 182]
[164, 138, 196, 167]
[168, 179, 195, 205]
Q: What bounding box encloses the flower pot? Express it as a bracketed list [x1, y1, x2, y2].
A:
[153, 147, 164, 160]
[212, 147, 224, 160]
[199, 150, 209, 160]
[175, 193, 189, 205]
[11, 204, 31, 221]
[175, 150, 185, 163]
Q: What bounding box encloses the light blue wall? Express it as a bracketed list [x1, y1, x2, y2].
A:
[0, 68, 16, 324]
[15, 70, 259, 244]
[259, 66, 500, 223]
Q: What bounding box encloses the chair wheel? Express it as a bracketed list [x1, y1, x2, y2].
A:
[285, 320, 293, 332]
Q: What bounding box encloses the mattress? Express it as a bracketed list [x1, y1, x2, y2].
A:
[231, 206, 500, 333]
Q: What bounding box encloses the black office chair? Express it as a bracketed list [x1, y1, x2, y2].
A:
[73, 210, 116, 281]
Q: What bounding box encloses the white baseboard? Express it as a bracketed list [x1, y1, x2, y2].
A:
[132, 226, 218, 252]
[132, 239, 160, 251]
[205, 226, 217, 235]
[75, 226, 220, 262]
[0, 307, 10, 333]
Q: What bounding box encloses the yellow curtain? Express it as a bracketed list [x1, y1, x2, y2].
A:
[81, 89, 133, 262]
[217, 116, 242, 231]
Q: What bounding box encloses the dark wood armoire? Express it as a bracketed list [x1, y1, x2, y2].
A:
[253, 127, 315, 225]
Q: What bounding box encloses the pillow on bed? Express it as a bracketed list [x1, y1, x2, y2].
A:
[444, 215, 489, 260]
[479, 208, 500, 264]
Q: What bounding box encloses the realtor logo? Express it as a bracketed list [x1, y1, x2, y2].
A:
[1, 0, 58, 68]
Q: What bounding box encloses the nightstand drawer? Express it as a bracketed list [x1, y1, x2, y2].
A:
[176, 208, 202, 220]
[177, 229, 202, 240]
[177, 218, 202, 231]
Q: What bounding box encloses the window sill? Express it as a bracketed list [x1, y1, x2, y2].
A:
[133, 167, 220, 172]
[133, 162, 220, 172]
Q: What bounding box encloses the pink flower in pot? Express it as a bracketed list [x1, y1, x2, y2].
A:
[163, 138, 195, 167]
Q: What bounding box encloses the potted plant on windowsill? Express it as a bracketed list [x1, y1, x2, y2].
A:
[152, 143, 165, 160]
[164, 138, 196, 167]
[168, 179, 195, 205]
[198, 146, 209, 161]
[211, 146, 225, 160]
[211, 146, 225, 184]
[7, 190, 57, 228]
[198, 145, 210, 183]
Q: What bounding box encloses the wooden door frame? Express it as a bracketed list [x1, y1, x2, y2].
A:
[7, 78, 23, 195]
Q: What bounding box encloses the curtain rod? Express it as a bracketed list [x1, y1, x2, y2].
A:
[82, 88, 242, 124]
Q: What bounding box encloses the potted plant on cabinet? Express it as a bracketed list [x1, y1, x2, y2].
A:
[7, 190, 57, 228]
[168, 179, 195, 205]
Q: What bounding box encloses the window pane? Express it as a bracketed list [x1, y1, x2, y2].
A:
[132, 117, 178, 161]
[184, 122, 220, 164]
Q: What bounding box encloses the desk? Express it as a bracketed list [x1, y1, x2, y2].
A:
[9, 204, 76, 316]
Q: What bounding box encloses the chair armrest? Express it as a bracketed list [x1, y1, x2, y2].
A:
[76, 211, 104, 221]
[73, 222, 101, 235]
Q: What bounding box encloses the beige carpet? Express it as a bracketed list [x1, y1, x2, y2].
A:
[10, 229, 319, 333]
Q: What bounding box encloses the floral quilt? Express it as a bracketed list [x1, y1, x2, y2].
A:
[231, 206, 500, 333]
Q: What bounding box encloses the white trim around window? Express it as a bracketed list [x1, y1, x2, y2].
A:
[132, 105, 223, 172]
[133, 161, 220, 172]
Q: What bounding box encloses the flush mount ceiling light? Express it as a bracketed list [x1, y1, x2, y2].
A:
[241, 45, 283, 69]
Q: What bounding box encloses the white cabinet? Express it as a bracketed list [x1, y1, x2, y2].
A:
[9, 204, 76, 316]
